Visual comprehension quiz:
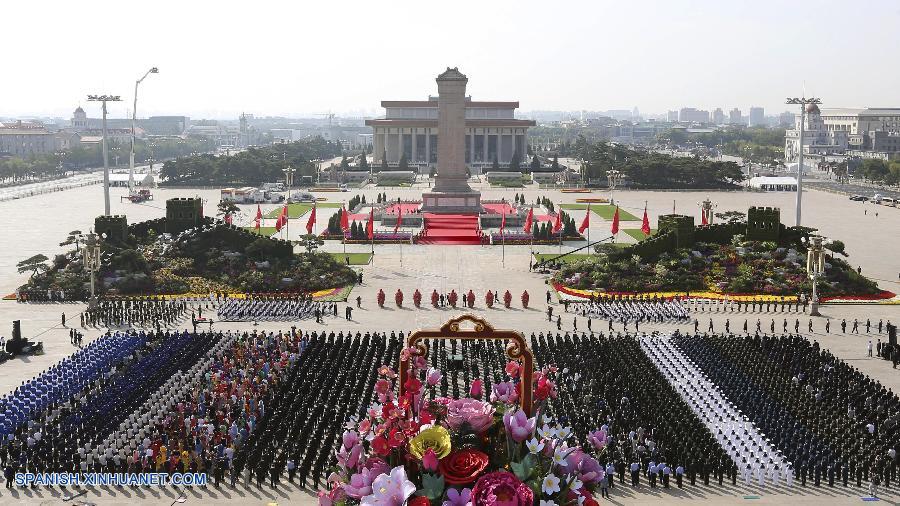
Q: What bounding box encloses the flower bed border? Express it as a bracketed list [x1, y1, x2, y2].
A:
[552, 281, 896, 303]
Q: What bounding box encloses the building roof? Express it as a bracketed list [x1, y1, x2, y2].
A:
[380, 101, 520, 108]
[437, 67, 467, 80]
[365, 119, 536, 127]
[0, 128, 53, 135]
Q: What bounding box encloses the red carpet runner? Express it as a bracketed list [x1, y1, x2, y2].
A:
[418, 213, 483, 245]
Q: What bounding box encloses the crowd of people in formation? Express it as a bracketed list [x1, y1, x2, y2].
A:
[672, 332, 899, 496]
[80, 299, 188, 329]
[217, 297, 339, 323]
[642, 335, 792, 488]
[566, 298, 691, 325]
[1, 329, 220, 482]
[15, 289, 71, 303]
[683, 296, 810, 314]
[235, 331, 402, 489]
[530, 331, 732, 491]
[0, 328, 310, 487]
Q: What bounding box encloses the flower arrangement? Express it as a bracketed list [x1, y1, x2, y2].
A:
[485, 291, 494, 308]
[377, 289, 386, 308]
[466, 290, 475, 309]
[503, 290, 513, 309]
[431, 290, 440, 308]
[521, 290, 529, 309]
[396, 289, 404, 307]
[317, 350, 609, 505]
[413, 289, 422, 308]
[448, 290, 458, 308]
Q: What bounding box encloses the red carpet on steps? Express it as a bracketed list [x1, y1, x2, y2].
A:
[419, 213, 482, 245]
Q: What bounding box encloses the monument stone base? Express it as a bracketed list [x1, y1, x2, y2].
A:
[420, 191, 483, 214]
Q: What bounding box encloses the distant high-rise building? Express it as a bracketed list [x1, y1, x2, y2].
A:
[667, 110, 679, 122]
[712, 108, 725, 125]
[632, 107, 640, 121]
[778, 111, 794, 128]
[679, 108, 710, 124]
[748, 107, 765, 127]
[728, 108, 742, 125]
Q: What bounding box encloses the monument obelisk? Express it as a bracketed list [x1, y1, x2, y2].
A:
[420, 67, 482, 213]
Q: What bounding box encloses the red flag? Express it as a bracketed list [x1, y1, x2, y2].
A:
[500, 211, 506, 234]
[701, 209, 708, 226]
[254, 205, 262, 231]
[224, 213, 232, 225]
[306, 205, 316, 234]
[578, 204, 590, 234]
[275, 204, 288, 232]
[552, 210, 562, 233]
[523, 207, 534, 234]
[394, 206, 402, 234]
[366, 209, 374, 240]
[641, 206, 651, 235]
[340, 206, 349, 232]
[611, 206, 620, 235]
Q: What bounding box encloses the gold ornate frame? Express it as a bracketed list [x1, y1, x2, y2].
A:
[399, 314, 534, 414]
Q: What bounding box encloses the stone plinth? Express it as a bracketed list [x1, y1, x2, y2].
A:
[421, 191, 482, 214]
[421, 67, 482, 214]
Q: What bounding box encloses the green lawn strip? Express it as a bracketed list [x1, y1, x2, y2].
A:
[557, 204, 639, 220]
[244, 226, 277, 237]
[623, 228, 657, 241]
[265, 202, 342, 219]
[533, 253, 596, 264]
[328, 252, 373, 265]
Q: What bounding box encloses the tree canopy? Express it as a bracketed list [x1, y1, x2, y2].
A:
[160, 137, 341, 186]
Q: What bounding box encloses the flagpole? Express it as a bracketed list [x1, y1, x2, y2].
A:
[587, 205, 591, 254]
[399, 210, 403, 268]
[501, 214, 505, 268]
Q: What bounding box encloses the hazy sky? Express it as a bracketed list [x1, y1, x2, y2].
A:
[4, 0, 899, 120]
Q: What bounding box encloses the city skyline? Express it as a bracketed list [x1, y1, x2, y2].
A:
[3, 0, 899, 120]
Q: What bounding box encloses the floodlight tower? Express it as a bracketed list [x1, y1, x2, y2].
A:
[88, 94, 123, 215]
[130, 67, 159, 193]
[786, 97, 822, 227]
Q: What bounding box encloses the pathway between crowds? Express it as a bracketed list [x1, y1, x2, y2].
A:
[641, 336, 791, 487]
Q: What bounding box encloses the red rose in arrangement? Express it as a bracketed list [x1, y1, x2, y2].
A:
[413, 289, 422, 308]
[408, 497, 430, 506]
[438, 448, 490, 485]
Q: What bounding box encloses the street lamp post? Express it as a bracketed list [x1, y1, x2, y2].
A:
[607, 169, 622, 206]
[130, 67, 159, 193]
[82, 232, 102, 308]
[88, 94, 122, 216]
[283, 165, 295, 200]
[786, 97, 822, 227]
[806, 235, 825, 316]
[699, 198, 717, 225]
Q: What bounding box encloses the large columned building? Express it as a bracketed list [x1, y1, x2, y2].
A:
[366, 98, 535, 168]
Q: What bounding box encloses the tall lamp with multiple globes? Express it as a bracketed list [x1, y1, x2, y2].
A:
[82, 232, 103, 308]
[806, 234, 825, 316]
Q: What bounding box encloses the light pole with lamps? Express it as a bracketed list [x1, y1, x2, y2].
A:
[88, 94, 122, 216]
[806, 234, 825, 316]
[786, 97, 821, 227]
[82, 232, 102, 308]
[130, 67, 159, 193]
[699, 197, 717, 225]
[607, 169, 622, 206]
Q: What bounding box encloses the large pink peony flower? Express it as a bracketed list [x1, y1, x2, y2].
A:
[471, 471, 533, 506]
[446, 398, 495, 434]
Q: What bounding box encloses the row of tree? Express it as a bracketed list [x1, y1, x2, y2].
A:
[160, 137, 341, 186]
[854, 158, 900, 185]
[578, 139, 744, 189]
